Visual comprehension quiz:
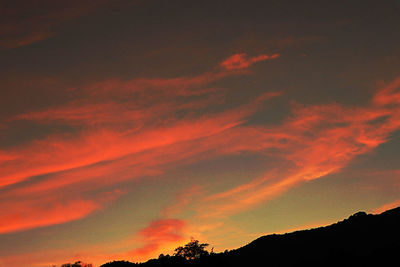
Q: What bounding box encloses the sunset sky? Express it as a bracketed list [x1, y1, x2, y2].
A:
[1, 1, 400, 266]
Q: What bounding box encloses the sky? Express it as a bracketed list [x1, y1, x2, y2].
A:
[0, 0, 400, 266]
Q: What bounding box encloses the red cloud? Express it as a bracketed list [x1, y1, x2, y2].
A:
[4, 73, 400, 230]
[0, 197, 98, 234]
[130, 219, 187, 257]
[193, 77, 400, 217]
[0, 189, 123, 234]
[1, 101, 260, 189]
[1, 66, 400, 267]
[0, 98, 278, 235]
[139, 219, 186, 243]
[373, 77, 400, 106]
[0, 54, 282, 234]
[220, 53, 280, 70]
[2, 50, 399, 240]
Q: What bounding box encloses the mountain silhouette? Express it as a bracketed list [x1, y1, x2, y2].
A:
[101, 207, 400, 267]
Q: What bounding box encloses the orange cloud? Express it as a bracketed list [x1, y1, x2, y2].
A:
[0, 197, 98, 234]
[2, 51, 399, 242]
[5, 73, 400, 229]
[220, 53, 279, 70]
[0, 102, 277, 234]
[372, 199, 400, 214]
[0, 54, 281, 234]
[2, 68, 399, 267]
[13, 64, 270, 128]
[1, 102, 256, 189]
[129, 219, 187, 257]
[0, 188, 123, 234]
[0, 217, 186, 266]
[190, 77, 400, 218]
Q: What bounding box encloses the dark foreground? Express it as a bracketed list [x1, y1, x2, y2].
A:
[101, 207, 400, 267]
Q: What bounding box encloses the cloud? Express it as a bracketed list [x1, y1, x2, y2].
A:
[372, 198, 400, 214]
[1, 101, 262, 188]
[3, 52, 400, 243]
[190, 77, 400, 217]
[4, 72, 400, 232]
[129, 219, 187, 257]
[0, 53, 280, 234]
[373, 77, 400, 106]
[1, 46, 400, 265]
[0, 189, 122, 234]
[0, 96, 276, 233]
[220, 53, 279, 70]
[0, 198, 99, 234]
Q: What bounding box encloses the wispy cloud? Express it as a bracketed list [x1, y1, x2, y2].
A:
[3, 72, 400, 235]
[192, 77, 400, 217]
[0, 52, 279, 234]
[2, 49, 400, 264]
[129, 219, 187, 257]
[220, 53, 280, 70]
[0, 189, 123, 234]
[0, 198, 99, 234]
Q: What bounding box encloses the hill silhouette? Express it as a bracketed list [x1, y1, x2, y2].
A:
[101, 207, 400, 267]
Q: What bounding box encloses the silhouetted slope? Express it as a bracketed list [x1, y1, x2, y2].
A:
[101, 261, 137, 267]
[101, 207, 400, 267]
[229, 207, 400, 266]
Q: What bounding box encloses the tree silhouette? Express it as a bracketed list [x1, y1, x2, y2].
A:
[173, 238, 209, 260]
[60, 261, 92, 267]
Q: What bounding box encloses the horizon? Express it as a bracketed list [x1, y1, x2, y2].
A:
[0, 1, 400, 266]
[68, 205, 400, 266]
